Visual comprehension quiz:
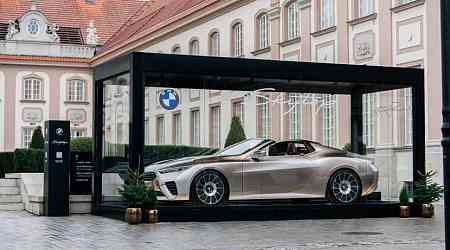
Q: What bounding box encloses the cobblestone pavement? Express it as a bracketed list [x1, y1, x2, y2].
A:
[0, 206, 444, 250]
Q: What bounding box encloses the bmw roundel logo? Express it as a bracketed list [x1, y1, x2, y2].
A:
[56, 128, 64, 136]
[159, 89, 179, 110]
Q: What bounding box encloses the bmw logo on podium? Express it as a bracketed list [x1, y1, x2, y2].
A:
[159, 89, 179, 110]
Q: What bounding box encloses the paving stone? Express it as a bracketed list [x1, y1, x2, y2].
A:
[0, 205, 445, 250]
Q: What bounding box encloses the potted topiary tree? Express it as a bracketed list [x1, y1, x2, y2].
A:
[225, 116, 246, 148]
[29, 126, 44, 149]
[399, 183, 410, 218]
[118, 167, 146, 224]
[413, 170, 444, 218]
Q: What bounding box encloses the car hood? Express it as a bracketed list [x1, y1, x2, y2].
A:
[144, 155, 227, 172]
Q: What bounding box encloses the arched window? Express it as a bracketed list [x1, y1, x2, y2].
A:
[189, 39, 200, 55]
[285, 1, 299, 40]
[256, 12, 269, 49]
[172, 45, 181, 54]
[67, 79, 86, 102]
[23, 76, 43, 100]
[209, 31, 220, 56]
[232, 22, 243, 57]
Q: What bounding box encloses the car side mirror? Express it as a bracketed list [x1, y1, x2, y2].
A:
[251, 150, 266, 161]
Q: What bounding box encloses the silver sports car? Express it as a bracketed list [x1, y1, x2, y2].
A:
[144, 139, 378, 205]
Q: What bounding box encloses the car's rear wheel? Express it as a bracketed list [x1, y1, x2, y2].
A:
[191, 170, 228, 206]
[327, 169, 362, 203]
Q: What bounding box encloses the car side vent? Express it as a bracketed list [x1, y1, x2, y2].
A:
[165, 181, 178, 195]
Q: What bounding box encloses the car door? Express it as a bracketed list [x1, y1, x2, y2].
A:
[241, 142, 319, 199]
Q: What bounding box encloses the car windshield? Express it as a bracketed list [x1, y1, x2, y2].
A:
[216, 139, 270, 156]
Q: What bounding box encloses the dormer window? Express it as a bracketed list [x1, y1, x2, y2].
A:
[27, 19, 41, 35]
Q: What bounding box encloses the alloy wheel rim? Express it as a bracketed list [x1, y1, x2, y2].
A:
[195, 173, 225, 205]
[331, 172, 359, 203]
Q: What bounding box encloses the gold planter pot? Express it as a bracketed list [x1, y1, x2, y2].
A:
[421, 204, 434, 218]
[126, 208, 143, 224]
[148, 209, 159, 223]
[399, 205, 410, 218]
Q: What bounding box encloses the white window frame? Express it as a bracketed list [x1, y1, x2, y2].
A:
[397, 0, 415, 6]
[68, 79, 86, 102]
[22, 127, 34, 148]
[145, 118, 150, 145]
[191, 109, 201, 146]
[320, 0, 335, 30]
[404, 88, 413, 145]
[232, 23, 244, 57]
[189, 39, 200, 55]
[288, 94, 302, 140]
[173, 113, 182, 145]
[23, 77, 43, 101]
[322, 94, 336, 146]
[232, 100, 245, 127]
[363, 93, 376, 147]
[358, 0, 374, 17]
[156, 116, 165, 145]
[257, 96, 270, 138]
[210, 105, 221, 148]
[71, 128, 86, 139]
[209, 32, 220, 56]
[258, 13, 269, 49]
[286, 2, 299, 40]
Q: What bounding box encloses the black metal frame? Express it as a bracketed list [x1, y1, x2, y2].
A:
[93, 52, 425, 215]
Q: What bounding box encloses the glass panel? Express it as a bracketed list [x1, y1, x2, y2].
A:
[102, 73, 130, 203]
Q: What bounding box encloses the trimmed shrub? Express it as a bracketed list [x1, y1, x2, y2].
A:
[0, 152, 15, 178]
[342, 143, 367, 155]
[71, 137, 93, 153]
[225, 116, 246, 148]
[14, 149, 44, 173]
[29, 126, 44, 149]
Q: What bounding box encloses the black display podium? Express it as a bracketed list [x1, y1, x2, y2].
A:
[44, 120, 71, 216]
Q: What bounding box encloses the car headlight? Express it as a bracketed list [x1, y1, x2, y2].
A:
[158, 164, 192, 174]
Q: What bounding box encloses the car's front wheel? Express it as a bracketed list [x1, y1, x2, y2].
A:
[191, 170, 228, 206]
[327, 169, 362, 203]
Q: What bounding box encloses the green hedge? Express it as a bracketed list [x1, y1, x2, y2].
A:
[71, 137, 93, 153]
[14, 149, 44, 173]
[143, 145, 218, 165]
[0, 152, 15, 178]
[0, 136, 218, 176]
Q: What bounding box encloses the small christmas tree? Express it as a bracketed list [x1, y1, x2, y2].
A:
[224, 116, 246, 148]
[29, 126, 44, 149]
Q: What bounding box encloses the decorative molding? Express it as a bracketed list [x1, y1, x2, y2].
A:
[209, 90, 221, 97]
[20, 99, 45, 104]
[391, 0, 425, 14]
[64, 101, 89, 105]
[396, 15, 424, 55]
[189, 89, 201, 102]
[67, 109, 87, 123]
[353, 30, 376, 63]
[22, 108, 43, 123]
[251, 47, 271, 56]
[315, 40, 335, 63]
[279, 37, 301, 47]
[311, 26, 337, 38]
[347, 13, 377, 26]
[282, 49, 300, 61]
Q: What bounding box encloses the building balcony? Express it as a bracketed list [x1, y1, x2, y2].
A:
[0, 40, 96, 59]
